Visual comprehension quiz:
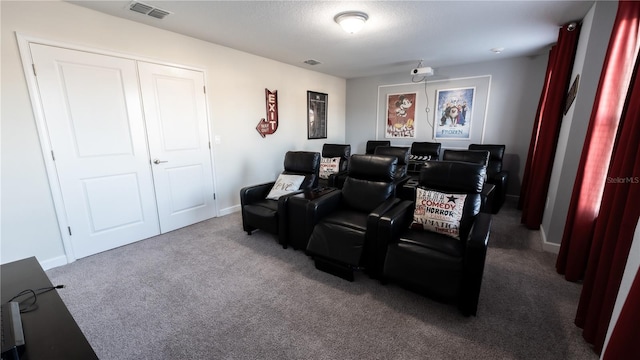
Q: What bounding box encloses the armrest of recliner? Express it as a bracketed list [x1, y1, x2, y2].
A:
[275, 189, 308, 246]
[487, 171, 508, 213]
[393, 174, 413, 196]
[331, 172, 348, 189]
[466, 212, 491, 250]
[369, 197, 401, 223]
[369, 199, 414, 278]
[363, 197, 404, 277]
[327, 170, 348, 188]
[460, 212, 492, 316]
[305, 189, 343, 222]
[287, 190, 343, 250]
[377, 200, 414, 243]
[240, 182, 275, 206]
[487, 171, 508, 190]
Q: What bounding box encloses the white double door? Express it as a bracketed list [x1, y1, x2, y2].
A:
[30, 44, 216, 259]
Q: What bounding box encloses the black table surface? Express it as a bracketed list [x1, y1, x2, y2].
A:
[1, 257, 98, 360]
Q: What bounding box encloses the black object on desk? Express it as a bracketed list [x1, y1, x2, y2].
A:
[1, 257, 98, 360]
[1, 301, 25, 360]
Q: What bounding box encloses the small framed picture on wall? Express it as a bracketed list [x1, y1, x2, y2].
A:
[307, 91, 327, 139]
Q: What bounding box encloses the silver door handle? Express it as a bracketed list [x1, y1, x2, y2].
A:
[153, 159, 168, 164]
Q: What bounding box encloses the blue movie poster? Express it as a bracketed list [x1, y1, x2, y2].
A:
[434, 87, 475, 139]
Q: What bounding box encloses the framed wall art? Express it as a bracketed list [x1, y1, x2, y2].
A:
[385, 92, 417, 138]
[307, 91, 327, 139]
[434, 87, 475, 140]
[376, 75, 490, 149]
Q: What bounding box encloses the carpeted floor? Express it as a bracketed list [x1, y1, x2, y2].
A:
[46, 198, 597, 359]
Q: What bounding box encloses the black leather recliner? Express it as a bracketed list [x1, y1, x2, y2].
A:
[408, 142, 442, 175]
[442, 149, 489, 166]
[240, 151, 320, 247]
[377, 161, 492, 316]
[318, 144, 351, 188]
[411, 141, 442, 160]
[365, 140, 391, 154]
[442, 149, 493, 212]
[305, 154, 400, 281]
[374, 146, 412, 192]
[468, 144, 508, 213]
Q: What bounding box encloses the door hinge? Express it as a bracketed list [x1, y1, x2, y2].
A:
[203, 86, 206, 94]
[51, 150, 55, 161]
[32, 64, 37, 76]
[213, 193, 216, 200]
[68, 226, 72, 236]
[209, 141, 211, 149]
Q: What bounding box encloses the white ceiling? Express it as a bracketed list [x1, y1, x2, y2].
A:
[68, 0, 596, 79]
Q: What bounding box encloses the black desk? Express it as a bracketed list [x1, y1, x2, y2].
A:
[1, 257, 98, 360]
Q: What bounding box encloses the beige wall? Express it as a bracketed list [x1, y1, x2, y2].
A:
[1, 1, 346, 268]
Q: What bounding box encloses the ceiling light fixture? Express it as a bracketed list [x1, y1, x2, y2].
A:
[334, 11, 369, 34]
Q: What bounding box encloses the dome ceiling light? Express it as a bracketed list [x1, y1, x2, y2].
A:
[334, 11, 369, 34]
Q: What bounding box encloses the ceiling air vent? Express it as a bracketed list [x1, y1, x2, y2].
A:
[129, 1, 171, 19]
[147, 8, 171, 19]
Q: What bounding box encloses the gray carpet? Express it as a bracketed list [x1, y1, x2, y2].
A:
[47, 198, 596, 359]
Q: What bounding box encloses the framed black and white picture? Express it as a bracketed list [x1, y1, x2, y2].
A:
[307, 91, 327, 139]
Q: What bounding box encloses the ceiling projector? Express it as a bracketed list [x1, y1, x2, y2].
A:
[411, 66, 434, 76]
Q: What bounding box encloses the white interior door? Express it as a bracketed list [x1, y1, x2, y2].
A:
[30, 44, 161, 259]
[138, 62, 217, 233]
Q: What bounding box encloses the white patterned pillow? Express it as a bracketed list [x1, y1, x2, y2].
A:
[266, 174, 305, 200]
[319, 157, 341, 179]
[410, 187, 467, 240]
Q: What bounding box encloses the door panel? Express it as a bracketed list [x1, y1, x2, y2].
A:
[166, 164, 207, 213]
[61, 63, 135, 157]
[138, 62, 216, 232]
[30, 44, 160, 259]
[81, 173, 147, 233]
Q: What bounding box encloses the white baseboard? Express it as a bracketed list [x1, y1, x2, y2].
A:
[39, 255, 69, 270]
[219, 204, 241, 216]
[539, 224, 560, 254]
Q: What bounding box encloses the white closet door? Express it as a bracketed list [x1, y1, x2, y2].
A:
[30, 44, 160, 259]
[138, 62, 216, 233]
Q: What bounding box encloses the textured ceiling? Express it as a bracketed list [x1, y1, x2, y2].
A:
[69, 1, 596, 79]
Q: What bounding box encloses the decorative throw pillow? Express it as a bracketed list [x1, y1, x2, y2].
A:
[411, 187, 467, 240]
[319, 157, 341, 179]
[266, 174, 305, 200]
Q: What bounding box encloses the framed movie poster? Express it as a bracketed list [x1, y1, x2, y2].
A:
[385, 93, 417, 138]
[434, 87, 475, 140]
[307, 91, 327, 139]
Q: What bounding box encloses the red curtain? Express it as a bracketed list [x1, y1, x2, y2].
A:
[519, 23, 581, 229]
[603, 271, 640, 360]
[578, 54, 640, 354]
[556, 0, 640, 354]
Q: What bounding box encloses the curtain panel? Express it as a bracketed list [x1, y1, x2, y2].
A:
[519, 23, 581, 229]
[556, 0, 640, 354]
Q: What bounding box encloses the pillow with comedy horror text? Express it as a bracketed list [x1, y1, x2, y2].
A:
[411, 187, 467, 240]
[319, 157, 341, 179]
